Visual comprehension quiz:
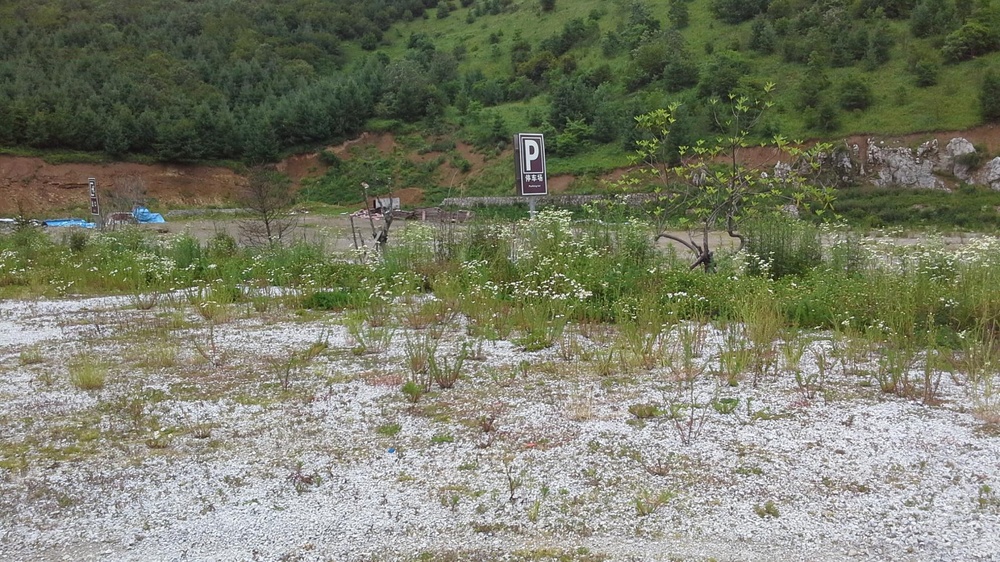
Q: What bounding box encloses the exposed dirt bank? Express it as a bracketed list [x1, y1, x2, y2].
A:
[5, 125, 1000, 217]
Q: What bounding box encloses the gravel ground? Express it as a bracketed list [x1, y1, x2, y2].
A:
[1, 295, 999, 561]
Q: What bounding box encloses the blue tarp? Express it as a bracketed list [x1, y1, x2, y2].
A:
[41, 207, 164, 228]
[43, 218, 96, 228]
[133, 207, 165, 224]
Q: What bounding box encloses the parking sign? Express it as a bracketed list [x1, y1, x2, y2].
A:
[514, 133, 547, 196]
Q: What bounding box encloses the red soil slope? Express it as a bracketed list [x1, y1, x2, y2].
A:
[5, 125, 1000, 217]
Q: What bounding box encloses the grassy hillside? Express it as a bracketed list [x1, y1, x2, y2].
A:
[3, 0, 1000, 191]
[382, 0, 998, 137]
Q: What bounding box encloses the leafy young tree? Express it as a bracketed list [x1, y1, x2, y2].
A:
[864, 17, 894, 68]
[668, 0, 689, 29]
[839, 75, 874, 110]
[617, 0, 662, 49]
[797, 52, 830, 110]
[549, 76, 596, 129]
[910, 0, 957, 37]
[908, 46, 942, 87]
[749, 17, 776, 54]
[698, 51, 752, 99]
[623, 84, 836, 271]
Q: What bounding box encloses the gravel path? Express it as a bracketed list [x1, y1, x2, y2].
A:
[1, 296, 999, 561]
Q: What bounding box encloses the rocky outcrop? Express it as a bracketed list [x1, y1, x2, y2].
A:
[974, 157, 1000, 190]
[943, 137, 977, 180]
[858, 136, 1000, 191]
[865, 139, 946, 189]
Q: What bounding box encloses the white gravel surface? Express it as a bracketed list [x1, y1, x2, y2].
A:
[1, 295, 999, 561]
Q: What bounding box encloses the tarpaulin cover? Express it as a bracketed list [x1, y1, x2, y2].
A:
[43, 218, 96, 228]
[133, 207, 165, 223]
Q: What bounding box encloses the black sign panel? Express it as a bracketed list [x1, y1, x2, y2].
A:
[88, 178, 100, 216]
[514, 133, 547, 196]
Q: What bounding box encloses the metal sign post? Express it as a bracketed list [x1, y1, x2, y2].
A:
[514, 133, 547, 218]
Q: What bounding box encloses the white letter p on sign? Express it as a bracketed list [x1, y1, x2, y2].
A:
[523, 139, 540, 171]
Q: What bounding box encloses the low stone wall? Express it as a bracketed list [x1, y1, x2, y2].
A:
[440, 194, 656, 208]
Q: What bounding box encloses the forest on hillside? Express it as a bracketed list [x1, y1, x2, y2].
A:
[3, 0, 1000, 164]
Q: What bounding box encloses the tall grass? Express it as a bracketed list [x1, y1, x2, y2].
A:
[2, 216, 1000, 353]
[68, 355, 108, 391]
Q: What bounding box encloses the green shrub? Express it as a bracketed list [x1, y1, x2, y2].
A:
[68, 356, 108, 390]
[172, 233, 203, 270]
[57, 230, 87, 254]
[839, 76, 874, 111]
[743, 215, 823, 279]
[206, 232, 238, 259]
[302, 290, 355, 310]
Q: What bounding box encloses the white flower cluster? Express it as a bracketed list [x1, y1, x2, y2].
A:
[509, 271, 593, 301]
[861, 234, 1000, 282]
[0, 249, 18, 270]
[135, 252, 176, 283]
[663, 291, 708, 303]
[360, 271, 422, 302]
[396, 222, 437, 247]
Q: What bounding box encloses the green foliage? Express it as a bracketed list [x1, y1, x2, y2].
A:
[942, 21, 999, 62]
[0, 0, 410, 161]
[613, 0, 663, 51]
[549, 77, 597, 129]
[668, 0, 690, 29]
[908, 46, 942, 87]
[626, 30, 699, 92]
[833, 185, 1000, 231]
[911, 0, 957, 38]
[981, 70, 1000, 122]
[551, 120, 596, 157]
[376, 423, 402, 437]
[839, 75, 875, 111]
[401, 380, 426, 404]
[540, 18, 599, 56]
[2, 0, 999, 164]
[749, 17, 776, 54]
[299, 148, 403, 205]
[754, 500, 780, 518]
[698, 52, 753, 99]
[804, 101, 841, 134]
[710, 0, 769, 24]
[797, 54, 831, 110]
[302, 290, 356, 311]
[5, 199, 1000, 373]
[379, 60, 449, 122]
[743, 215, 823, 278]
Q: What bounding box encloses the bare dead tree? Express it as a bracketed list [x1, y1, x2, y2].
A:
[108, 174, 148, 212]
[238, 167, 295, 247]
[93, 175, 150, 229]
[350, 181, 397, 258]
[362, 182, 395, 252]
